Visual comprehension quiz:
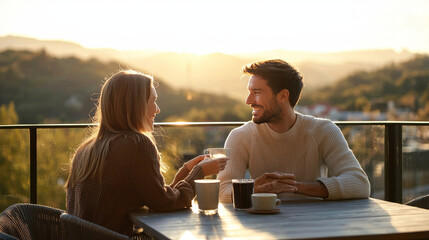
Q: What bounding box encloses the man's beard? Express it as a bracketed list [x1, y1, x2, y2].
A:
[252, 99, 282, 124]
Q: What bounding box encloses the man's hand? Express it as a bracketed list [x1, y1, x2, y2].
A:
[254, 172, 297, 194]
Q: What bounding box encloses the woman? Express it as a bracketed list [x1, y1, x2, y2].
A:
[65, 70, 227, 236]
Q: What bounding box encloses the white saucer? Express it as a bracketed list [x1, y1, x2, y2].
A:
[246, 207, 280, 214]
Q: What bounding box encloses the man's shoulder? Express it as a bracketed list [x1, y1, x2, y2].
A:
[225, 121, 256, 149]
[232, 121, 256, 131]
[228, 121, 257, 138]
[298, 112, 337, 132]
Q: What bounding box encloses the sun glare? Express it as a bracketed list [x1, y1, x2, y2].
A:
[1, 0, 429, 54]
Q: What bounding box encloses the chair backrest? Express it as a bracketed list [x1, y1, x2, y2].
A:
[405, 194, 429, 209]
[0, 232, 18, 240]
[60, 213, 131, 240]
[0, 203, 64, 240]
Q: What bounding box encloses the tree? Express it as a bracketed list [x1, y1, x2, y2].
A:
[0, 102, 29, 211]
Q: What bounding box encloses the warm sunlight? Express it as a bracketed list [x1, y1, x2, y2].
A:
[1, 0, 429, 54]
[188, 202, 276, 239]
[1, 3, 429, 239]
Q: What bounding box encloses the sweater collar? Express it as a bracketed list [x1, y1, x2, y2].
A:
[261, 112, 302, 138]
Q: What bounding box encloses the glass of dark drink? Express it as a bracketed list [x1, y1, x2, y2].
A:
[232, 179, 254, 210]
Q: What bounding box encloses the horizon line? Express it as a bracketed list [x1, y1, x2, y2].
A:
[1, 34, 427, 56]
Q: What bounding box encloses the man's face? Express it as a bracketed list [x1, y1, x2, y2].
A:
[245, 75, 282, 124]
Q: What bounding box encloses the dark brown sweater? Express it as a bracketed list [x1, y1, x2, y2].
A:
[66, 133, 204, 236]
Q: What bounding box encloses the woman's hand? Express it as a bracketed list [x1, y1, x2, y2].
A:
[198, 157, 229, 176]
[184, 155, 207, 171]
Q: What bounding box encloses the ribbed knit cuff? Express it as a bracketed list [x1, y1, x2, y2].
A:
[318, 176, 370, 200]
[317, 177, 337, 200]
[184, 165, 205, 189]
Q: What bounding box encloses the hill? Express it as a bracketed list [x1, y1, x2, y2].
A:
[0, 35, 157, 60]
[0, 50, 249, 123]
[0, 35, 416, 101]
[119, 49, 415, 101]
[300, 55, 429, 120]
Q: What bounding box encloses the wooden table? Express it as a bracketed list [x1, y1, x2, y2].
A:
[130, 198, 429, 240]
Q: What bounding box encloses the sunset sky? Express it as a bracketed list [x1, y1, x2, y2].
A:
[1, 0, 429, 54]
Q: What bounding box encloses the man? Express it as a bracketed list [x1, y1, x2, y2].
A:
[218, 59, 370, 203]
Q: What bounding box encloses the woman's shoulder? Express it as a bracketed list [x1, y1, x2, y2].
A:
[122, 132, 153, 142]
[111, 132, 157, 152]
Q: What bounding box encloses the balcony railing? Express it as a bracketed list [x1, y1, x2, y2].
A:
[1, 121, 429, 207]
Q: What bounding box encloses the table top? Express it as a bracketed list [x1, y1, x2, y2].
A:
[130, 198, 429, 240]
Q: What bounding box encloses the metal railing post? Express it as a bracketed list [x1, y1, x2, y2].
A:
[384, 123, 403, 203]
[29, 127, 37, 204]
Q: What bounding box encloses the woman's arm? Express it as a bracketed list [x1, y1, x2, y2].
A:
[170, 155, 229, 188]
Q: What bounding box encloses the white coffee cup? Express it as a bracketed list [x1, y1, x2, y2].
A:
[204, 148, 230, 160]
[251, 193, 281, 211]
[194, 179, 220, 215]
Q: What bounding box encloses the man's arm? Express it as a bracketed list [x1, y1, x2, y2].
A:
[316, 121, 371, 199]
[295, 181, 328, 198]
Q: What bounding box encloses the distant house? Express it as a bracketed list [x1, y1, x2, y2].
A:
[297, 104, 341, 120]
[298, 100, 417, 121]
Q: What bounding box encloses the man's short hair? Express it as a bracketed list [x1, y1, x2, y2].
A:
[242, 59, 304, 107]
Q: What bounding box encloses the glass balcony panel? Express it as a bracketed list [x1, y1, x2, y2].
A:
[338, 125, 385, 199]
[0, 129, 30, 212]
[402, 125, 429, 203]
[36, 128, 87, 210]
[2, 122, 429, 212]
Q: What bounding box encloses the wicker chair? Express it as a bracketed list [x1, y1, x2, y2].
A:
[405, 194, 429, 209]
[0, 232, 18, 240]
[0, 203, 64, 240]
[60, 213, 132, 240]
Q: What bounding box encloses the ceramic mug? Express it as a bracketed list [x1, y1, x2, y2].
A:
[204, 148, 230, 160]
[251, 193, 281, 211]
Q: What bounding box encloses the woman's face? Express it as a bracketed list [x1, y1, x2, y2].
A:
[147, 85, 160, 129]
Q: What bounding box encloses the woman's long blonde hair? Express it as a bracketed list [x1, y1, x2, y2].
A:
[66, 70, 155, 188]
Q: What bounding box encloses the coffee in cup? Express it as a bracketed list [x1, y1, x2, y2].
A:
[251, 193, 281, 211]
[232, 179, 254, 210]
[194, 179, 220, 215]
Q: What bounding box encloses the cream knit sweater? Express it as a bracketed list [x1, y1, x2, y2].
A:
[218, 112, 370, 203]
